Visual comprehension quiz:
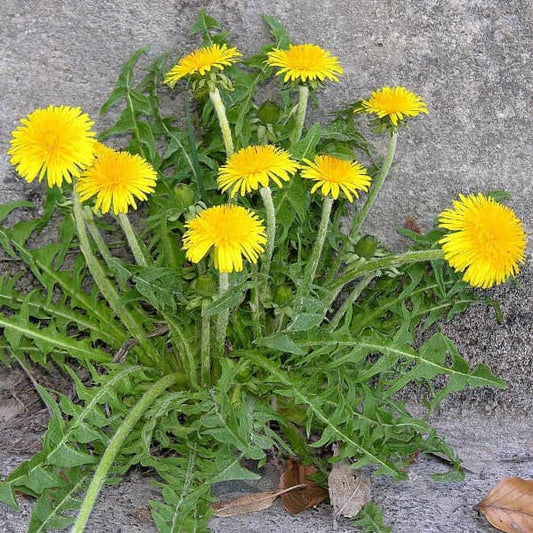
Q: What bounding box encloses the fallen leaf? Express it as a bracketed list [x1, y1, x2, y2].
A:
[328, 458, 371, 519]
[213, 484, 305, 517]
[278, 458, 329, 515]
[474, 476, 533, 533]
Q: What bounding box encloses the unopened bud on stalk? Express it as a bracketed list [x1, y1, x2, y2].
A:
[174, 184, 195, 210]
[354, 235, 379, 259]
[273, 284, 293, 306]
[257, 101, 281, 124]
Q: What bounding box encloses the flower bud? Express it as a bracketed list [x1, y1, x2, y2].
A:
[257, 101, 281, 124]
[174, 184, 195, 210]
[353, 235, 379, 259]
[273, 284, 293, 306]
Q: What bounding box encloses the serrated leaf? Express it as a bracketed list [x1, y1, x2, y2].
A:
[263, 14, 291, 48]
[205, 281, 257, 316]
[0, 482, 19, 510]
[47, 443, 98, 467]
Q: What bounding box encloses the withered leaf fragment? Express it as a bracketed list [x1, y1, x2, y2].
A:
[474, 476, 533, 533]
[278, 458, 329, 515]
[213, 484, 306, 517]
[328, 458, 371, 519]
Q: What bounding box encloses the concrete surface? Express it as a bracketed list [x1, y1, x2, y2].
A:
[0, 0, 531, 531]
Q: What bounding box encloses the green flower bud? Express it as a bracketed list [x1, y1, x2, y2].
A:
[257, 101, 281, 124]
[273, 284, 293, 306]
[354, 235, 379, 259]
[174, 184, 195, 210]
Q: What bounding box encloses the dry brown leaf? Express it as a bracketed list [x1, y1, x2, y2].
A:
[278, 458, 329, 515]
[213, 484, 305, 517]
[474, 476, 533, 533]
[328, 458, 371, 519]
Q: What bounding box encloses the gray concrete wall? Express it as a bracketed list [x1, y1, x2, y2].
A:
[1, 0, 531, 411]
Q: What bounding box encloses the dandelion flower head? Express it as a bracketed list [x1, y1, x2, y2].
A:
[182, 205, 267, 273]
[218, 145, 299, 197]
[164, 44, 242, 86]
[77, 148, 157, 215]
[300, 155, 371, 202]
[266, 44, 343, 83]
[357, 86, 428, 126]
[438, 193, 526, 288]
[8, 105, 96, 188]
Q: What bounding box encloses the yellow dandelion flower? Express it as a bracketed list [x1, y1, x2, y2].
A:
[300, 155, 371, 202]
[182, 205, 267, 273]
[266, 44, 343, 83]
[77, 149, 157, 215]
[164, 44, 242, 86]
[357, 86, 428, 126]
[217, 145, 299, 197]
[8, 105, 96, 188]
[438, 193, 526, 289]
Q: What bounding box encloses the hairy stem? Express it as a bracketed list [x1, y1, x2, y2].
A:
[295, 196, 334, 310]
[328, 249, 445, 294]
[216, 272, 230, 356]
[209, 87, 234, 157]
[72, 373, 185, 533]
[118, 213, 148, 267]
[328, 274, 374, 331]
[290, 85, 310, 145]
[201, 300, 211, 386]
[259, 186, 276, 283]
[349, 131, 398, 240]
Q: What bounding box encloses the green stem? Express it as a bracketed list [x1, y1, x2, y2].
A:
[71, 373, 184, 533]
[118, 213, 148, 267]
[209, 87, 234, 157]
[328, 249, 445, 293]
[249, 264, 262, 339]
[201, 300, 211, 386]
[295, 196, 334, 310]
[216, 272, 230, 356]
[83, 209, 115, 270]
[259, 186, 276, 283]
[72, 188, 159, 364]
[328, 274, 374, 331]
[290, 85, 310, 145]
[349, 131, 398, 240]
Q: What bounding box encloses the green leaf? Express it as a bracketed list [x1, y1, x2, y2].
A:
[262, 15, 291, 48]
[190, 9, 221, 35]
[0, 482, 19, 510]
[290, 122, 321, 158]
[205, 281, 257, 316]
[47, 443, 98, 467]
[254, 334, 305, 355]
[0, 200, 34, 224]
[288, 312, 323, 332]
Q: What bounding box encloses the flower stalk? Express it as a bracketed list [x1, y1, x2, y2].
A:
[349, 131, 398, 240]
[259, 186, 276, 282]
[216, 272, 230, 356]
[201, 300, 211, 386]
[118, 213, 148, 267]
[295, 196, 334, 310]
[290, 85, 310, 145]
[209, 87, 234, 156]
